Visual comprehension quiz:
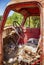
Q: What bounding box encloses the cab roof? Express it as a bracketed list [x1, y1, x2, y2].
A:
[7, 0, 42, 6]
[1, 0, 43, 30]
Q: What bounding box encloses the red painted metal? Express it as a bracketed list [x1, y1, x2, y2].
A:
[19, 28, 40, 44]
[0, 1, 43, 65]
[1, 2, 40, 30]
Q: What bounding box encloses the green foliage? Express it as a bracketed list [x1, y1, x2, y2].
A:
[5, 12, 23, 26]
[0, 16, 2, 21]
[5, 12, 40, 28]
[25, 16, 40, 28]
[30, 16, 40, 28]
[24, 17, 30, 27]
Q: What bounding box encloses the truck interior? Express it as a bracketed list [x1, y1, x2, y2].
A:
[2, 1, 41, 65]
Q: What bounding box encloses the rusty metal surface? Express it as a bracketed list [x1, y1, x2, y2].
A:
[0, 31, 3, 64]
[0, 0, 44, 65]
[7, 0, 44, 8]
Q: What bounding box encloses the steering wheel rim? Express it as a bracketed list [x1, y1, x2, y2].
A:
[13, 21, 20, 27]
[10, 26, 24, 44]
[13, 20, 24, 35]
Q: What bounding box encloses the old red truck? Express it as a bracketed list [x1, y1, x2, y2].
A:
[0, 0, 44, 65]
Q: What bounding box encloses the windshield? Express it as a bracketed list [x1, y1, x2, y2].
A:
[5, 10, 23, 27]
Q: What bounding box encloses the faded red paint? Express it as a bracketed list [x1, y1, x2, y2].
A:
[0, 0, 44, 65]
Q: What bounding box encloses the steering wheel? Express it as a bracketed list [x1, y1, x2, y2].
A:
[13, 21, 23, 32]
[13, 21, 24, 37]
[13, 21, 20, 27]
[10, 26, 24, 44]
